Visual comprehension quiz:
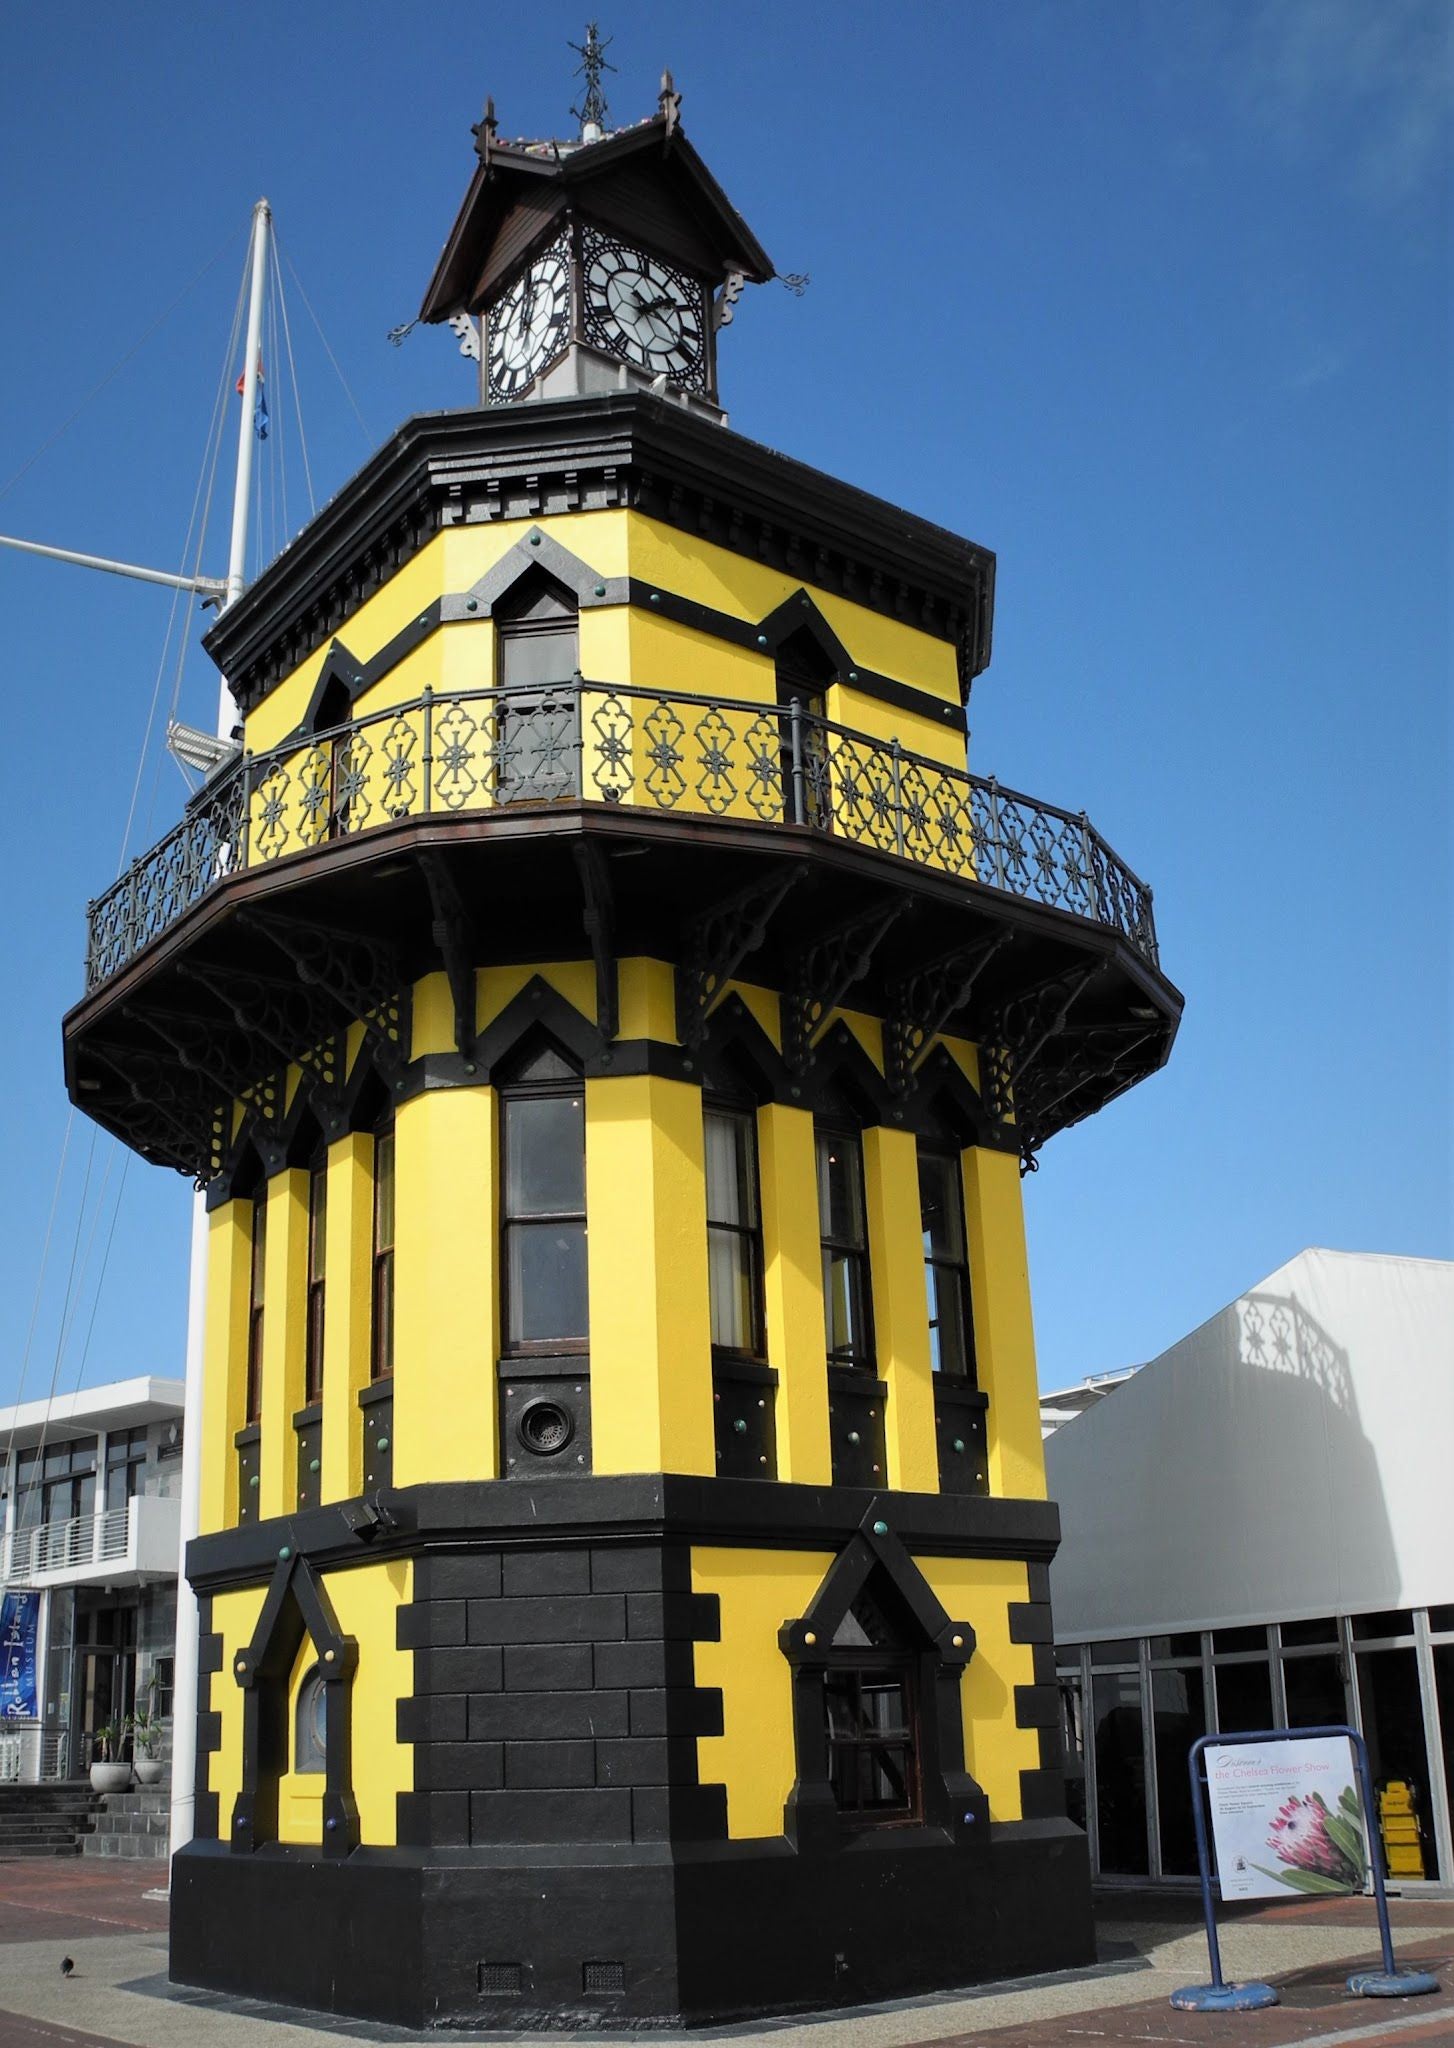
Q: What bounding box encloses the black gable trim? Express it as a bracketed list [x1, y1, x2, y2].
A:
[204, 396, 994, 716]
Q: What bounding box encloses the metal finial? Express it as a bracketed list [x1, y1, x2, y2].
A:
[471, 95, 498, 161]
[569, 22, 616, 137]
[658, 67, 682, 134]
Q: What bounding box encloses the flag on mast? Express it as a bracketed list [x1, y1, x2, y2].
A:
[235, 353, 269, 440]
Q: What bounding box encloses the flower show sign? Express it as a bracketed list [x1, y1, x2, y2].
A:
[0, 1591, 40, 1719]
[1170, 1726, 1439, 2014]
[1206, 1734, 1367, 1900]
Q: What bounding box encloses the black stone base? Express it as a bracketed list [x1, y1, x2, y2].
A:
[170, 1820, 1093, 2031]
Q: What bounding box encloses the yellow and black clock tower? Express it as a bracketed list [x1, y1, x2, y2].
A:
[64, 63, 1180, 2032]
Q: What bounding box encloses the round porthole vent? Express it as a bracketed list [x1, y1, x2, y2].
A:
[517, 1399, 575, 1456]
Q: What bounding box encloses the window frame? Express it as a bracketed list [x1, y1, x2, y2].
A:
[498, 1070, 589, 1357]
[917, 1145, 977, 1384]
[494, 577, 582, 805]
[703, 1100, 766, 1363]
[823, 1650, 922, 1827]
[815, 1124, 875, 1372]
[370, 1124, 395, 1383]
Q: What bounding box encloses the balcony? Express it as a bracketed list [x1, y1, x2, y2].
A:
[1, 1493, 181, 1590]
[67, 681, 1180, 1173]
[86, 681, 1160, 990]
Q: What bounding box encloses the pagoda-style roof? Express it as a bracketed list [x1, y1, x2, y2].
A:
[420, 112, 775, 323]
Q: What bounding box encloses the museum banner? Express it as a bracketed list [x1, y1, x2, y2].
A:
[0, 1590, 40, 1719]
[1206, 1734, 1370, 1899]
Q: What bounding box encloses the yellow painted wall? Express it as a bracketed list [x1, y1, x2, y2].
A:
[243, 506, 963, 772]
[319, 1133, 374, 1504]
[691, 1546, 833, 1839]
[392, 1086, 498, 1485]
[199, 1202, 253, 1535]
[209, 1559, 412, 1848]
[758, 1102, 830, 1485]
[586, 1073, 714, 1475]
[962, 1148, 1048, 1502]
[692, 1545, 1039, 1838]
[919, 1554, 1040, 1823]
[259, 1171, 308, 1521]
[863, 1127, 938, 1493]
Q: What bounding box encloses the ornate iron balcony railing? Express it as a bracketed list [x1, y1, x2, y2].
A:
[85, 681, 1159, 991]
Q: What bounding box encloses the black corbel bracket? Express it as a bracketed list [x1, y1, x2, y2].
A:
[883, 930, 1012, 1097]
[572, 839, 618, 1044]
[676, 861, 805, 1049]
[783, 897, 907, 1074]
[417, 851, 477, 1060]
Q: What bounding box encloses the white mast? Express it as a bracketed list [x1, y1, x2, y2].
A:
[0, 534, 225, 597]
[168, 195, 271, 1871]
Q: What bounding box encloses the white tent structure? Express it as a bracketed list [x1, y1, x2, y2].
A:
[1044, 1250, 1454, 1887]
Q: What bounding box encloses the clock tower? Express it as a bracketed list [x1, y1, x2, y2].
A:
[66, 41, 1182, 2037]
[421, 64, 772, 415]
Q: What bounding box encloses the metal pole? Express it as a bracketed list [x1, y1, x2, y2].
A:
[1188, 1738, 1226, 1989]
[789, 696, 805, 826]
[1350, 1728, 1399, 1977]
[171, 197, 270, 1874]
[0, 533, 226, 597]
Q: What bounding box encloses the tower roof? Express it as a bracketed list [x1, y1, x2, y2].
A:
[420, 110, 775, 324]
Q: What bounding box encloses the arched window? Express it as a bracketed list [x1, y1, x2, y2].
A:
[304, 1145, 328, 1406]
[370, 1122, 395, 1382]
[246, 1191, 267, 1423]
[295, 1665, 327, 1775]
[495, 574, 580, 804]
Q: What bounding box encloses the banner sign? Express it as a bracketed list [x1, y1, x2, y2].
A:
[0, 1590, 40, 1719]
[1206, 1734, 1369, 1900]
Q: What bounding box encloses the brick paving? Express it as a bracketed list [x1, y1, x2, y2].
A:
[0, 1863, 1445, 2045]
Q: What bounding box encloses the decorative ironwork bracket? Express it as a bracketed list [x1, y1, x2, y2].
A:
[417, 852, 477, 1060]
[123, 1004, 269, 1111]
[676, 862, 805, 1050]
[983, 964, 1103, 1169]
[572, 840, 618, 1044]
[784, 897, 908, 1074]
[884, 931, 1012, 1097]
[175, 963, 342, 1131]
[237, 909, 410, 1082]
[89, 1041, 223, 1184]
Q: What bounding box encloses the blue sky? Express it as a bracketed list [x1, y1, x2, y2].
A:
[0, 1, 1447, 1415]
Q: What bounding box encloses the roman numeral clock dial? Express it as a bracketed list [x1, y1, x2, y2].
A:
[582, 233, 707, 392]
[487, 246, 571, 401]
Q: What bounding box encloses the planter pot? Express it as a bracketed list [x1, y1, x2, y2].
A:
[133, 1755, 165, 1786]
[89, 1761, 131, 1794]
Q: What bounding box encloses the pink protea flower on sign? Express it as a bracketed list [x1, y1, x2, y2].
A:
[1267, 1791, 1359, 1882]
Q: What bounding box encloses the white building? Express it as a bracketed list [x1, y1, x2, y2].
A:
[0, 1377, 184, 1783]
[1045, 1249, 1454, 1888]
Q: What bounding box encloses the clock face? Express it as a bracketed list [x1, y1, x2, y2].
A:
[582, 235, 706, 390]
[488, 247, 572, 401]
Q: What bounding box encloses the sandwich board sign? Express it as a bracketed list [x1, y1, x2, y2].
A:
[1205, 1733, 1368, 1901]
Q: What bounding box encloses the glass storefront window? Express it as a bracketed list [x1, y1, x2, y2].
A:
[1213, 1657, 1273, 1733]
[1089, 1640, 1139, 1667]
[1148, 1633, 1203, 1661]
[1059, 1675, 1087, 1833]
[1352, 1610, 1413, 1641]
[1280, 1617, 1338, 1646]
[1282, 1653, 1348, 1728]
[1357, 1647, 1437, 1879]
[1151, 1666, 1206, 1876]
[1212, 1626, 1268, 1654]
[1092, 1671, 1148, 1874]
[1433, 1645, 1454, 1879]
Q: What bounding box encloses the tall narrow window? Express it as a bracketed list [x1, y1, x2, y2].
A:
[371, 1126, 395, 1381]
[304, 1152, 328, 1405]
[495, 575, 580, 804]
[246, 1192, 268, 1423]
[501, 1061, 588, 1349]
[816, 1128, 873, 1369]
[704, 1106, 764, 1357]
[918, 1149, 975, 1381]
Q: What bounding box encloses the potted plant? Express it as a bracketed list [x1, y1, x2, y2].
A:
[89, 1720, 130, 1794]
[128, 1708, 165, 1786]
